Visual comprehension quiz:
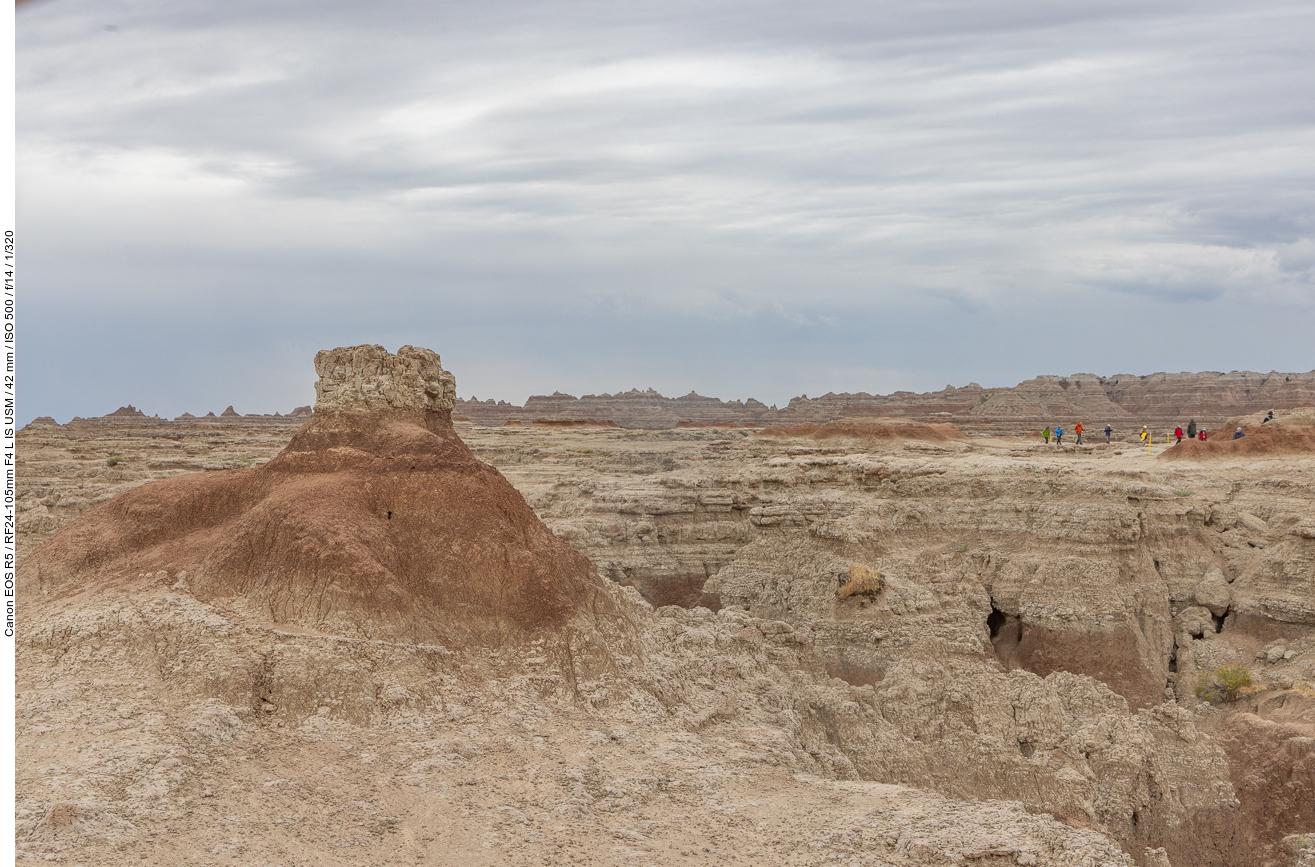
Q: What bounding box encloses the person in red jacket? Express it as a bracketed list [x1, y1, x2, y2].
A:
[1174, 425, 1183, 444]
[1074, 422, 1084, 444]
[1198, 429, 1207, 442]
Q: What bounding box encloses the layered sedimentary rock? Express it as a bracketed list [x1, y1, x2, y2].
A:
[41, 369, 1315, 434]
[21, 345, 607, 643]
[15, 393, 1315, 867]
[757, 417, 969, 443]
[105, 405, 149, 418]
[454, 370, 1315, 433]
[460, 388, 775, 430]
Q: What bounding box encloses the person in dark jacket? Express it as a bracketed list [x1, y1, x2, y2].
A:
[1187, 420, 1197, 439]
[1104, 424, 1112, 443]
[1233, 427, 1245, 440]
[1263, 410, 1275, 423]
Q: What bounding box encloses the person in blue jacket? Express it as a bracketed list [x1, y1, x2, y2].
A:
[1104, 424, 1112, 443]
[1054, 426, 1064, 445]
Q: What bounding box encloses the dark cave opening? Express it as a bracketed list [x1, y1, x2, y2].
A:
[1212, 610, 1227, 634]
[988, 604, 1023, 669]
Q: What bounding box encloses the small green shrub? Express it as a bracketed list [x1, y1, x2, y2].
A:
[1195, 665, 1252, 703]
[106, 456, 125, 467]
[1175, 490, 1193, 497]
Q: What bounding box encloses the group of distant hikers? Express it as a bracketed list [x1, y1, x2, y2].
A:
[1040, 410, 1275, 446]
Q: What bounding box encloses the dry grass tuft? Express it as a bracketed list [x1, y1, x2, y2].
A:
[838, 565, 883, 600]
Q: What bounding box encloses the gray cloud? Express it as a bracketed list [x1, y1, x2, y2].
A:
[16, 0, 1315, 424]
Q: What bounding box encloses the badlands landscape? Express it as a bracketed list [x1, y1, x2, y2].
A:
[14, 346, 1315, 867]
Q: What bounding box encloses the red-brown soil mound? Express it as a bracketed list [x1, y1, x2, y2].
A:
[530, 418, 620, 428]
[1162, 408, 1315, 460]
[756, 417, 967, 443]
[674, 421, 754, 429]
[21, 407, 606, 644]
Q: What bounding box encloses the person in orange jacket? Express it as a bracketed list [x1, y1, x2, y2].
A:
[1174, 425, 1183, 444]
[1074, 422, 1084, 444]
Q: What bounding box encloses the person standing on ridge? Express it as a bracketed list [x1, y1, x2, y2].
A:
[1104, 423, 1112, 443]
[1263, 410, 1275, 423]
[1199, 429, 1207, 442]
[1187, 419, 1197, 439]
[1055, 426, 1064, 445]
[1074, 422, 1084, 444]
[1174, 425, 1183, 444]
[1233, 427, 1245, 440]
[1042, 426, 1051, 444]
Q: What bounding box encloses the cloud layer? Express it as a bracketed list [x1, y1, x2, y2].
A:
[17, 0, 1315, 422]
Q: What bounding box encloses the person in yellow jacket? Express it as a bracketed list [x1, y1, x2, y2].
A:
[1139, 426, 1149, 444]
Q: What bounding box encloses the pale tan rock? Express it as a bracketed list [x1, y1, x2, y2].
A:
[312, 344, 456, 414]
[1176, 605, 1216, 638]
[1239, 511, 1271, 535]
[15, 396, 1315, 867]
[1194, 568, 1232, 617]
[1143, 847, 1173, 867]
[1230, 539, 1315, 625]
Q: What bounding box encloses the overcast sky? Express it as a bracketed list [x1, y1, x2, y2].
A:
[17, 0, 1315, 423]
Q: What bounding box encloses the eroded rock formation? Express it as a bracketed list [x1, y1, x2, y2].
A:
[454, 370, 1315, 433]
[21, 345, 607, 644]
[14, 363, 1315, 867]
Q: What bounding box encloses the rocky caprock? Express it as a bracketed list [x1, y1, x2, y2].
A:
[22, 344, 608, 643]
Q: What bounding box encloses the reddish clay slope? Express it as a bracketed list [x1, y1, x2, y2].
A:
[1162, 407, 1315, 460]
[21, 346, 605, 644]
[757, 418, 967, 443]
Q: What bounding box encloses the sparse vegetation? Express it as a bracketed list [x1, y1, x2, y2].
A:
[106, 456, 125, 467]
[838, 565, 883, 600]
[1175, 490, 1193, 497]
[957, 544, 969, 553]
[1195, 665, 1253, 703]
